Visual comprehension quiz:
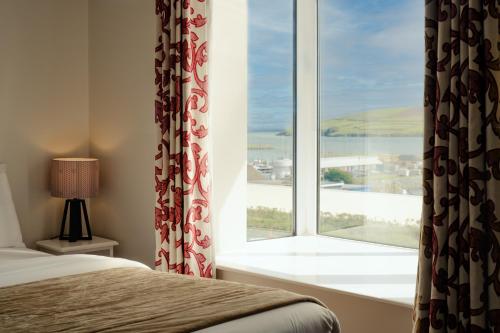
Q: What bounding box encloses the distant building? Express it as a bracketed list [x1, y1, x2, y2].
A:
[247, 164, 267, 181]
[398, 168, 410, 177]
[272, 159, 292, 180]
[320, 156, 382, 170]
[320, 156, 382, 178]
[409, 169, 422, 176]
[399, 154, 419, 161]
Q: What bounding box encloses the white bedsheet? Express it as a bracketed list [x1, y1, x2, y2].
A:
[0, 248, 148, 288]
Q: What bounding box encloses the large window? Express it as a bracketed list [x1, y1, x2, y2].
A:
[318, 0, 424, 248]
[246, 0, 423, 248]
[246, 0, 296, 241]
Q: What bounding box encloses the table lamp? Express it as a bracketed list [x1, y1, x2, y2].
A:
[50, 158, 99, 242]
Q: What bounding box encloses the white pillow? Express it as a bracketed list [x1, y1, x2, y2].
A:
[0, 164, 25, 248]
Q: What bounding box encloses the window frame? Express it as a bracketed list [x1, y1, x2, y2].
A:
[294, 0, 319, 236]
[291, 0, 298, 237]
[313, 0, 423, 248]
[245, 0, 320, 239]
[246, 0, 422, 247]
[246, 0, 299, 240]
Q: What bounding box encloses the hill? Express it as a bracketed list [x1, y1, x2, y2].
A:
[278, 107, 423, 137]
[321, 107, 423, 137]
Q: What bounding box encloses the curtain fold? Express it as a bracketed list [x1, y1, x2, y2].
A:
[154, 0, 213, 278]
[413, 1, 500, 332]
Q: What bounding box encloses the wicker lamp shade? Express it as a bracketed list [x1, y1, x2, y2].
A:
[51, 158, 99, 199]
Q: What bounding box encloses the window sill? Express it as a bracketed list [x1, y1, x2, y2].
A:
[216, 235, 417, 308]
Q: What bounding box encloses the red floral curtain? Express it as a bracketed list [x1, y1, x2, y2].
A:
[154, 0, 213, 278]
[413, 1, 500, 332]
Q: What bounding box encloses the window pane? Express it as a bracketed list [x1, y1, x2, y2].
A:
[247, 0, 295, 241]
[318, 0, 424, 248]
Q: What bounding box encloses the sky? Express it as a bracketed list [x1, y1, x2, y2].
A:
[248, 0, 424, 132]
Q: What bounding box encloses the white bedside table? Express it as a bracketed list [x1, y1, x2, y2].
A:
[36, 236, 119, 257]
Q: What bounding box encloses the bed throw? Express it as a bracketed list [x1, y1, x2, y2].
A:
[0, 267, 330, 332]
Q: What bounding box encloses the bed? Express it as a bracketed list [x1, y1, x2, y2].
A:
[0, 165, 339, 333]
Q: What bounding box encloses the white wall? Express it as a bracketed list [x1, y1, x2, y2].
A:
[87, 0, 250, 264]
[218, 268, 413, 333]
[0, 0, 89, 247]
[210, 0, 249, 255]
[88, 0, 156, 265]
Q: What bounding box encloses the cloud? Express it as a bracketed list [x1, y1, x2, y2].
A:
[318, 1, 357, 39]
[317, 0, 425, 117]
[248, 0, 425, 128]
[247, 0, 295, 130]
[248, 0, 294, 34]
[366, 1, 424, 57]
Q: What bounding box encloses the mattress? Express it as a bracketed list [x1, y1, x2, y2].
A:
[0, 248, 339, 333]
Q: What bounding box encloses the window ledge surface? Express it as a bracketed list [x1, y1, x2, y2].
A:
[216, 236, 417, 308]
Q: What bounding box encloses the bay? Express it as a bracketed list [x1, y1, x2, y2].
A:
[248, 132, 423, 162]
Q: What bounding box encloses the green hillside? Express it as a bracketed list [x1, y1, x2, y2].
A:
[321, 107, 423, 137]
[278, 107, 423, 137]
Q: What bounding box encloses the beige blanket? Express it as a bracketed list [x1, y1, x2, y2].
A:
[0, 267, 325, 332]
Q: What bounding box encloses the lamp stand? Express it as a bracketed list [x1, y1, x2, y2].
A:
[58, 199, 92, 242]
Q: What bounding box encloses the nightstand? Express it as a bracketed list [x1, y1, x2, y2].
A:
[36, 236, 119, 257]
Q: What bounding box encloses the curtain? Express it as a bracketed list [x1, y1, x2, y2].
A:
[154, 0, 213, 278]
[413, 1, 500, 332]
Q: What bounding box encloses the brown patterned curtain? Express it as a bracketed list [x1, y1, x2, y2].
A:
[413, 1, 500, 332]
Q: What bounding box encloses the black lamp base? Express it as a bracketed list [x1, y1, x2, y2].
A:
[59, 199, 92, 242]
